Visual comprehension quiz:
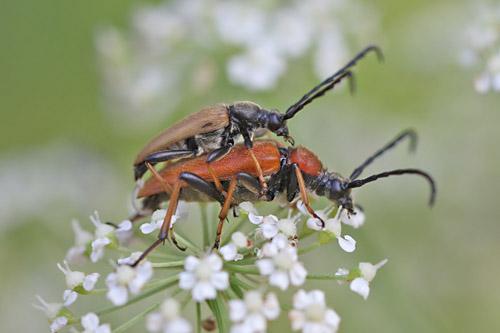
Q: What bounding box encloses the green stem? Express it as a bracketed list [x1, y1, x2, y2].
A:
[223, 263, 260, 275]
[114, 246, 184, 261]
[298, 242, 322, 255]
[306, 274, 347, 281]
[200, 203, 210, 249]
[196, 302, 202, 333]
[229, 273, 253, 291]
[112, 301, 160, 333]
[151, 261, 185, 269]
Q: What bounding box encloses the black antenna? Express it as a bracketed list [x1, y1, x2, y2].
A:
[347, 168, 436, 206]
[283, 45, 383, 121]
[350, 129, 417, 180]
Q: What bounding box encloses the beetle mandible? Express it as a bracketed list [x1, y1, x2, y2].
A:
[134, 46, 383, 194]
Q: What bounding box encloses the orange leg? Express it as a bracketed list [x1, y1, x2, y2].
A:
[248, 148, 268, 194]
[293, 164, 325, 228]
[213, 175, 238, 249]
[146, 162, 173, 196]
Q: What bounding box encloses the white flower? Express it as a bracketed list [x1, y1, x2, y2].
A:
[340, 207, 365, 229]
[299, 202, 356, 253]
[105, 261, 153, 306]
[57, 261, 99, 306]
[227, 41, 286, 91]
[214, 2, 265, 46]
[33, 295, 71, 332]
[219, 231, 249, 261]
[66, 219, 94, 265]
[146, 298, 191, 333]
[256, 234, 307, 291]
[179, 254, 229, 302]
[140, 209, 179, 234]
[288, 289, 341, 333]
[89, 211, 117, 263]
[81, 313, 111, 333]
[229, 291, 280, 333]
[350, 259, 388, 300]
[114, 219, 133, 243]
[58, 260, 99, 291]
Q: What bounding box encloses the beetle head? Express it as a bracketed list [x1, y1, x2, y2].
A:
[267, 109, 294, 145]
[326, 178, 355, 213]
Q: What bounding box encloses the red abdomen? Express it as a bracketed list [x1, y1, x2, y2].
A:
[138, 140, 281, 197]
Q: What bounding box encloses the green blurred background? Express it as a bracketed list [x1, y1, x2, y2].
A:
[1, 0, 499, 332]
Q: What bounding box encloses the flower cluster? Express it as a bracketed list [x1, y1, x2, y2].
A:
[459, 2, 500, 93]
[36, 200, 389, 332]
[95, 0, 380, 123]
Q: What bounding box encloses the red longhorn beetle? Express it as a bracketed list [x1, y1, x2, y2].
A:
[133, 46, 383, 194]
[131, 129, 436, 266]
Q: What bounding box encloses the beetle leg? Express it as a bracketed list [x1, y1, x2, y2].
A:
[292, 163, 325, 228]
[131, 177, 184, 267]
[146, 162, 173, 196]
[206, 145, 232, 193]
[135, 149, 197, 180]
[246, 148, 268, 195]
[212, 171, 264, 250]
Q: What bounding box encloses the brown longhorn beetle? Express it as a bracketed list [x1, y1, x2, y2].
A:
[133, 46, 383, 193]
[131, 129, 436, 266]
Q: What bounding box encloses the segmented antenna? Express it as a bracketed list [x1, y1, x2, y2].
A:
[283, 45, 383, 120]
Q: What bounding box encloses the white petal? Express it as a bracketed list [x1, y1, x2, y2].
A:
[338, 235, 356, 252]
[340, 209, 365, 228]
[117, 220, 132, 231]
[178, 272, 196, 290]
[239, 201, 257, 215]
[206, 254, 223, 271]
[325, 308, 341, 330]
[308, 290, 326, 306]
[261, 223, 278, 239]
[350, 277, 370, 300]
[65, 246, 87, 265]
[220, 244, 238, 261]
[256, 259, 274, 275]
[192, 281, 217, 301]
[62, 290, 77, 306]
[107, 285, 129, 306]
[90, 238, 110, 263]
[83, 273, 100, 291]
[228, 299, 247, 322]
[231, 232, 248, 248]
[145, 312, 163, 332]
[96, 323, 112, 333]
[289, 263, 307, 287]
[262, 292, 280, 320]
[261, 242, 278, 257]
[184, 256, 200, 271]
[165, 318, 192, 333]
[140, 221, 160, 234]
[307, 217, 324, 231]
[211, 271, 229, 290]
[246, 313, 266, 331]
[269, 270, 289, 291]
[288, 309, 306, 330]
[81, 312, 99, 330]
[50, 317, 68, 333]
[292, 289, 309, 310]
[248, 212, 264, 224]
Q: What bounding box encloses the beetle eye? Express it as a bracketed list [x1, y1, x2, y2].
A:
[330, 179, 342, 194]
[268, 112, 283, 132]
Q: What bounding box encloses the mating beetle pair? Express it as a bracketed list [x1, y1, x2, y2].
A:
[130, 46, 436, 265]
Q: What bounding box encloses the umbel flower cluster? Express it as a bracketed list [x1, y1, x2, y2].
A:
[36, 201, 388, 333]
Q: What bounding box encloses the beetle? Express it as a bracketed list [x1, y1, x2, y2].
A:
[131, 129, 436, 266]
[133, 46, 383, 193]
